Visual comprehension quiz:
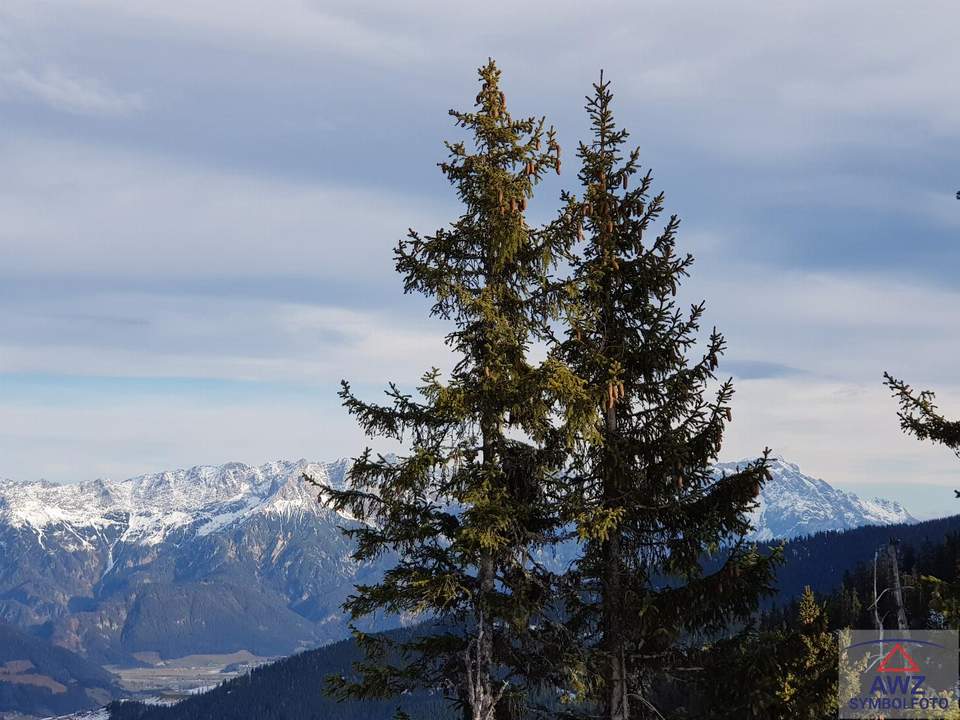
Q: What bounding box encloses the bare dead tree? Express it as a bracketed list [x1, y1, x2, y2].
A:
[887, 541, 909, 632]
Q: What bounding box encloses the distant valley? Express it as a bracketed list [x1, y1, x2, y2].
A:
[0, 457, 919, 717]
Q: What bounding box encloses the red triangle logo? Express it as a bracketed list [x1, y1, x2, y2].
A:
[878, 643, 920, 673]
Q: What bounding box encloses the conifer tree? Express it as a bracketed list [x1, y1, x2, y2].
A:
[311, 61, 592, 720]
[775, 587, 838, 720]
[884, 373, 960, 457]
[704, 587, 839, 720]
[552, 76, 779, 720]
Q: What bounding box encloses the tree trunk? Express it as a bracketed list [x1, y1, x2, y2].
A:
[887, 542, 909, 632]
[464, 598, 498, 720]
[465, 418, 501, 720]
[603, 536, 629, 720]
[872, 550, 882, 633]
[602, 404, 629, 720]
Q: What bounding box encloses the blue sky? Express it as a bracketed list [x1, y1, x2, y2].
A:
[1, 1, 958, 515]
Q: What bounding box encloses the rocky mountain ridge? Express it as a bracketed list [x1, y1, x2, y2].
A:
[0, 457, 913, 666]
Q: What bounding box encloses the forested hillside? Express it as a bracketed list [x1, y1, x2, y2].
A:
[101, 512, 960, 720]
[768, 511, 960, 602]
[0, 621, 119, 717]
[104, 627, 450, 720]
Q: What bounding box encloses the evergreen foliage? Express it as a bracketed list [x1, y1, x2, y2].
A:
[779, 530, 960, 634]
[884, 372, 960, 455]
[308, 60, 592, 720]
[548, 75, 780, 719]
[764, 514, 960, 605]
[292, 63, 932, 720]
[700, 587, 837, 720]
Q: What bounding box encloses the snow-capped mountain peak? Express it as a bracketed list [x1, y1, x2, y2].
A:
[2, 456, 914, 549]
[716, 457, 916, 541]
[0, 459, 348, 547]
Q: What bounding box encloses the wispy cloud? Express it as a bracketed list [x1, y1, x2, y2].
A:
[0, 135, 447, 283]
[0, 66, 144, 116]
[0, 294, 450, 385]
[5, 0, 425, 67]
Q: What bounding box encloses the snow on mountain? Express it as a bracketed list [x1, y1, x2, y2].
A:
[1, 455, 914, 551]
[0, 456, 915, 666]
[0, 459, 370, 664]
[0, 459, 350, 548]
[716, 457, 916, 541]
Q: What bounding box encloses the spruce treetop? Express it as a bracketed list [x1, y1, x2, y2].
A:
[312, 60, 591, 720]
[546, 74, 778, 720]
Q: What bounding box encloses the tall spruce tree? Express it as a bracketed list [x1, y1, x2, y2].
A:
[552, 76, 780, 720]
[311, 61, 592, 720]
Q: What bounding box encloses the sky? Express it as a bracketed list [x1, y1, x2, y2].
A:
[0, 1, 958, 516]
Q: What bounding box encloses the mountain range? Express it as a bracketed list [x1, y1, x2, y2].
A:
[0, 456, 916, 717]
[0, 459, 386, 666]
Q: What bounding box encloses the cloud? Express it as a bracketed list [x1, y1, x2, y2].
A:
[0, 135, 448, 285]
[1, 0, 958, 490]
[724, 360, 806, 381]
[0, 66, 143, 116]
[0, 390, 373, 484]
[2, 0, 424, 68]
[721, 376, 960, 490]
[679, 262, 960, 388]
[0, 294, 451, 385]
